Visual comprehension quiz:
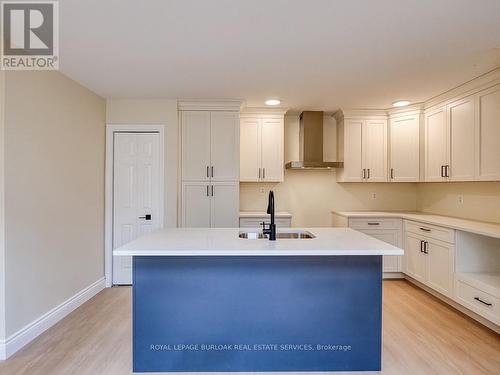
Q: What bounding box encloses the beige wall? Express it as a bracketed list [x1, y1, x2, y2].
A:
[416, 182, 500, 224]
[240, 114, 418, 226]
[4, 71, 106, 336]
[106, 99, 178, 227]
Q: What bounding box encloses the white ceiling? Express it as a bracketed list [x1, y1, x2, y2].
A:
[60, 0, 500, 111]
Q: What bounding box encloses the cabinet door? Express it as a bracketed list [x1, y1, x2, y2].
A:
[210, 112, 239, 181]
[181, 111, 211, 181]
[261, 118, 284, 182]
[404, 233, 426, 283]
[181, 182, 211, 227]
[426, 239, 454, 297]
[359, 229, 401, 273]
[448, 97, 475, 181]
[343, 119, 364, 181]
[425, 107, 448, 181]
[476, 85, 500, 181]
[364, 120, 388, 182]
[240, 118, 261, 181]
[211, 182, 239, 227]
[390, 115, 420, 182]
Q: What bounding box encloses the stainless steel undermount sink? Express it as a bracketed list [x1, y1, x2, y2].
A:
[238, 230, 315, 239]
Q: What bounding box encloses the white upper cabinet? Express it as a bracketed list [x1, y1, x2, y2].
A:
[448, 96, 475, 181]
[341, 119, 364, 182]
[424, 106, 448, 181]
[181, 111, 211, 181]
[364, 119, 388, 182]
[261, 118, 284, 181]
[240, 118, 261, 182]
[336, 112, 388, 182]
[210, 112, 240, 181]
[181, 110, 239, 182]
[389, 112, 421, 182]
[240, 111, 285, 182]
[475, 85, 500, 181]
[424, 84, 500, 182]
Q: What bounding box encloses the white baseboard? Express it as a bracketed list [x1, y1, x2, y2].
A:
[0, 277, 105, 360]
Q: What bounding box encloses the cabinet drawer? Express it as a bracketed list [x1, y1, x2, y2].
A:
[455, 279, 500, 325]
[405, 220, 455, 244]
[239, 217, 291, 228]
[349, 218, 402, 231]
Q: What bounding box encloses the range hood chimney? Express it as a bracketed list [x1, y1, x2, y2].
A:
[285, 111, 343, 169]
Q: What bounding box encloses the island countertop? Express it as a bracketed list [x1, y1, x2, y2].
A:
[113, 227, 403, 256]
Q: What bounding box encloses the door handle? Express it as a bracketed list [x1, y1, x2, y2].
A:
[206, 185, 209, 196]
[367, 222, 380, 226]
[367, 168, 370, 179]
[445, 165, 450, 178]
[362, 169, 366, 179]
[211, 166, 214, 178]
[423, 241, 429, 254]
[206, 166, 209, 178]
[390, 168, 394, 179]
[211, 185, 214, 197]
[258, 168, 261, 179]
[474, 297, 492, 306]
[441, 165, 445, 178]
[420, 240, 424, 253]
[419, 227, 431, 232]
[138, 214, 152, 220]
[263, 168, 265, 179]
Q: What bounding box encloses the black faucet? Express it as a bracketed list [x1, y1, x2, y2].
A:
[261, 190, 276, 240]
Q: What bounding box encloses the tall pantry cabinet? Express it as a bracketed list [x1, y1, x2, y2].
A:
[179, 102, 241, 227]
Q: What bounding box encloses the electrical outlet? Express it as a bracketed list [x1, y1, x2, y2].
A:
[371, 192, 377, 200]
[458, 194, 464, 204]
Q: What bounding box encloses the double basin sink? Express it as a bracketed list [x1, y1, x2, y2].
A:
[238, 230, 315, 240]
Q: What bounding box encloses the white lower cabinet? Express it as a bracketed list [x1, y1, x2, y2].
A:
[182, 182, 238, 228]
[348, 218, 402, 274]
[403, 220, 455, 298]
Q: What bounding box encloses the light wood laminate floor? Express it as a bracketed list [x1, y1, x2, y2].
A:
[1, 280, 499, 375]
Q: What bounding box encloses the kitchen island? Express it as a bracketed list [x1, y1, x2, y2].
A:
[114, 227, 403, 373]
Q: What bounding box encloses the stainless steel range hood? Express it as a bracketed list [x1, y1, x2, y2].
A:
[285, 111, 344, 169]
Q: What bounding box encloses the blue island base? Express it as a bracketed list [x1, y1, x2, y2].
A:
[133, 255, 382, 372]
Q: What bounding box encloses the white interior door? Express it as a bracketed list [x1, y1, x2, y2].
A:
[113, 133, 161, 285]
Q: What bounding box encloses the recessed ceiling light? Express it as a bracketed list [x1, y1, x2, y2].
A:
[265, 99, 281, 106]
[392, 100, 411, 108]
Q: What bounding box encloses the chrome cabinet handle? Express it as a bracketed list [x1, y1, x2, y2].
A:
[474, 297, 492, 306]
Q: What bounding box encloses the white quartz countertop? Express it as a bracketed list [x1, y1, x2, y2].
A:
[113, 227, 403, 257]
[332, 211, 500, 240]
[239, 211, 292, 218]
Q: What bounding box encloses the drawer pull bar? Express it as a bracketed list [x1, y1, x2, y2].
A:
[474, 297, 492, 307]
[419, 227, 431, 232]
[367, 222, 380, 226]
